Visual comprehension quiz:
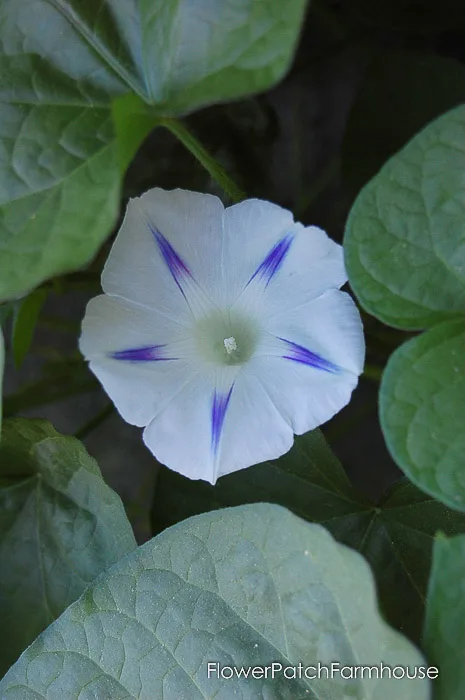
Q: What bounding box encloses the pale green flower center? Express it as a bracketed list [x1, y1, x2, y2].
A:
[195, 311, 258, 366]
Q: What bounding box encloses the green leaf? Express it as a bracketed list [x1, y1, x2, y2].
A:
[351, 480, 465, 642]
[0, 0, 307, 301]
[152, 430, 465, 643]
[344, 105, 465, 330]
[0, 503, 430, 699]
[0, 101, 124, 302]
[380, 318, 465, 513]
[152, 429, 366, 528]
[11, 288, 47, 367]
[424, 533, 465, 699]
[0, 418, 136, 675]
[342, 50, 465, 199]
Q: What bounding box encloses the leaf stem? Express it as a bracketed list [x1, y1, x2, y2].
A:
[159, 118, 246, 203]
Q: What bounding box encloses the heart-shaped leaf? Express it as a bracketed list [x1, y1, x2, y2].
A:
[0, 0, 307, 301]
[380, 318, 465, 512]
[0, 418, 136, 675]
[0, 503, 430, 699]
[152, 429, 465, 643]
[344, 105, 465, 330]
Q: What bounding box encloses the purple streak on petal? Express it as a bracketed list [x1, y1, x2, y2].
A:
[278, 337, 339, 373]
[149, 225, 193, 297]
[211, 384, 234, 455]
[109, 345, 177, 362]
[248, 234, 294, 287]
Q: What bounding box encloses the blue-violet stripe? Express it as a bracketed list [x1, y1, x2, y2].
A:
[150, 225, 192, 292]
[211, 385, 234, 454]
[248, 234, 294, 287]
[109, 345, 177, 362]
[279, 338, 339, 373]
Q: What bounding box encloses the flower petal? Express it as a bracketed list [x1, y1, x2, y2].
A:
[142, 368, 218, 482]
[79, 295, 195, 427]
[262, 227, 347, 322]
[142, 363, 293, 484]
[102, 188, 224, 320]
[271, 223, 347, 295]
[214, 368, 294, 480]
[252, 357, 358, 436]
[263, 290, 364, 375]
[223, 199, 346, 299]
[251, 290, 365, 434]
[221, 199, 295, 304]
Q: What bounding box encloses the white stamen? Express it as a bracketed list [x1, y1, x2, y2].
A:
[224, 336, 237, 354]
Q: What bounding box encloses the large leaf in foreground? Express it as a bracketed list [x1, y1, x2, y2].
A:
[424, 533, 465, 700]
[344, 105, 465, 329]
[0, 504, 429, 699]
[380, 319, 465, 512]
[152, 430, 465, 642]
[0, 418, 136, 675]
[0, 0, 307, 300]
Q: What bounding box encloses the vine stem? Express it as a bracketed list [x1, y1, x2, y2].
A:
[159, 118, 246, 203]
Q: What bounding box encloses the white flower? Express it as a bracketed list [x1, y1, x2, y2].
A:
[80, 189, 365, 484]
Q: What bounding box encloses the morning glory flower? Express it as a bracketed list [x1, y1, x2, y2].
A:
[80, 189, 364, 484]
